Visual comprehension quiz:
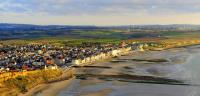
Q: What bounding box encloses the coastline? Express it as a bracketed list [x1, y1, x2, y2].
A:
[18, 68, 76, 96]
[19, 48, 132, 96]
[11, 44, 200, 96]
[57, 44, 198, 96]
[20, 77, 75, 96]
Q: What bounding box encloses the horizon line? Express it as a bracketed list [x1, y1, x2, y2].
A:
[1, 22, 200, 27]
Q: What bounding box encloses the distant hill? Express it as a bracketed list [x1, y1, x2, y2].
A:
[0, 23, 200, 40]
[0, 23, 101, 39]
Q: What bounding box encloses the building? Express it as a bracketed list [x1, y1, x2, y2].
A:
[0, 44, 3, 48]
[120, 41, 126, 48]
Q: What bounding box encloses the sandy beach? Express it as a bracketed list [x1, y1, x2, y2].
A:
[58, 45, 200, 96]
[19, 77, 75, 96]
[21, 45, 200, 96]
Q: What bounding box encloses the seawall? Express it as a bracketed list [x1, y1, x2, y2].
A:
[72, 47, 132, 66]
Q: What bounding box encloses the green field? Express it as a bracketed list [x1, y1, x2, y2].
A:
[1, 28, 200, 46]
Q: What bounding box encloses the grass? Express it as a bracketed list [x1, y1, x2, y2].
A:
[1, 30, 200, 95]
[1, 69, 64, 95]
[1, 29, 200, 46]
[75, 30, 113, 35]
[0, 37, 121, 47]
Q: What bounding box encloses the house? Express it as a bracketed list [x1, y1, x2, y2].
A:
[86, 57, 91, 63]
[72, 59, 81, 65]
[45, 65, 58, 70]
[32, 62, 44, 66]
[90, 56, 95, 62]
[54, 57, 65, 66]
[120, 41, 126, 48]
[45, 58, 54, 65]
[138, 44, 144, 51]
[0, 44, 3, 48]
[38, 50, 43, 54]
[112, 50, 119, 57]
[0, 66, 5, 72]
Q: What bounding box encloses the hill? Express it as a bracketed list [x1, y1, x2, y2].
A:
[0, 23, 200, 40]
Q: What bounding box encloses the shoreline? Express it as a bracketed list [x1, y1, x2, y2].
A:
[20, 77, 75, 96]
[18, 68, 76, 96]
[13, 44, 200, 96]
[19, 48, 132, 96]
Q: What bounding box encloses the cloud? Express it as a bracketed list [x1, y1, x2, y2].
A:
[1, 0, 200, 15]
[0, 0, 200, 15]
[1, 0, 200, 25]
[2, 11, 200, 25]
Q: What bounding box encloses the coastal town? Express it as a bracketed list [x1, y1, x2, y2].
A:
[1, 38, 200, 73]
[2, 0, 200, 95]
[1, 39, 200, 95]
[0, 41, 143, 73]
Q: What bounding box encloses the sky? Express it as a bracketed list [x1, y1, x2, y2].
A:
[0, 0, 200, 25]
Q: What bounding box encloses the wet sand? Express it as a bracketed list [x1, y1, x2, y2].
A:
[35, 78, 75, 96]
[20, 77, 75, 96]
